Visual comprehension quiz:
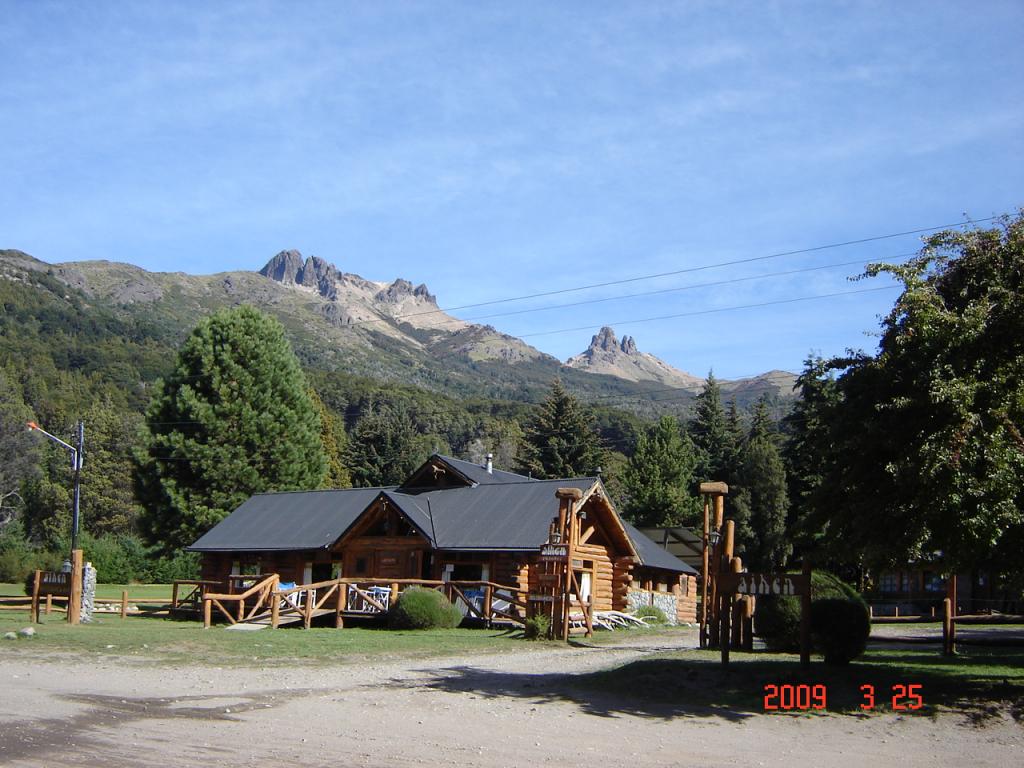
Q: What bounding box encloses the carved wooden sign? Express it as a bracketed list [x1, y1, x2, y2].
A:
[539, 543, 568, 561]
[718, 572, 810, 597]
[38, 571, 71, 597]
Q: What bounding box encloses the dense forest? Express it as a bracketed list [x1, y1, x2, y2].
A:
[1, 213, 1021, 596]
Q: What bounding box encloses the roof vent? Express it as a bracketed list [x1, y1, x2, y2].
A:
[485, 453, 493, 474]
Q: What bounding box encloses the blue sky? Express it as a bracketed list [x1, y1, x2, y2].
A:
[2, 1, 1021, 378]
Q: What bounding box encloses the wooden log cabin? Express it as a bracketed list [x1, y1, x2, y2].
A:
[189, 454, 697, 623]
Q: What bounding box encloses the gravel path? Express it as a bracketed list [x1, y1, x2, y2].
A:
[1, 628, 1019, 768]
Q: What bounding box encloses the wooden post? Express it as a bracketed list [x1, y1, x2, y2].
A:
[67, 549, 83, 625]
[799, 559, 812, 668]
[45, 593, 53, 616]
[120, 590, 128, 619]
[699, 482, 728, 651]
[720, 590, 730, 666]
[730, 557, 743, 649]
[483, 585, 493, 628]
[723, 520, 735, 562]
[31, 570, 41, 624]
[947, 574, 957, 653]
[203, 597, 212, 629]
[171, 581, 180, 610]
[555, 487, 582, 642]
[699, 497, 710, 648]
[742, 596, 755, 651]
[271, 590, 281, 629]
[304, 587, 314, 629]
[942, 598, 952, 655]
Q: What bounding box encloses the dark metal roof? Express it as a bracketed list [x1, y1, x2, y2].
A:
[187, 488, 389, 552]
[434, 454, 534, 486]
[623, 521, 698, 575]
[384, 478, 596, 550]
[634, 525, 703, 571]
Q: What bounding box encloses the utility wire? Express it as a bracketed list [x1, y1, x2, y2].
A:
[518, 284, 900, 339]
[455, 252, 915, 324]
[341, 216, 996, 327]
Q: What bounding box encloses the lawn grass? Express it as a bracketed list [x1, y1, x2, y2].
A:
[0, 610, 535, 666]
[574, 645, 1024, 720]
[0, 582, 174, 600]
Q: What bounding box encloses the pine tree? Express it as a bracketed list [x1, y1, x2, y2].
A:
[347, 404, 433, 487]
[135, 306, 325, 553]
[310, 388, 352, 489]
[0, 370, 38, 530]
[520, 380, 604, 479]
[621, 416, 701, 527]
[690, 372, 735, 483]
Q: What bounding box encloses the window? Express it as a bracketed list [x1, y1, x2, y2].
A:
[879, 573, 898, 593]
[355, 557, 368, 575]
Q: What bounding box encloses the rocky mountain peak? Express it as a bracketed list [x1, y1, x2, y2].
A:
[375, 278, 436, 305]
[259, 250, 304, 284]
[590, 326, 618, 352]
[258, 250, 340, 300]
[587, 326, 639, 356]
[567, 326, 705, 390]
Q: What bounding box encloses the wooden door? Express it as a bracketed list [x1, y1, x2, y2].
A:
[376, 550, 408, 579]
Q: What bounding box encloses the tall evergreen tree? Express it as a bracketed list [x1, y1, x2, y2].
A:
[347, 404, 436, 487]
[782, 355, 839, 555]
[309, 388, 352, 489]
[732, 434, 792, 570]
[135, 306, 325, 553]
[520, 380, 604, 479]
[621, 416, 701, 527]
[690, 372, 735, 483]
[0, 370, 38, 530]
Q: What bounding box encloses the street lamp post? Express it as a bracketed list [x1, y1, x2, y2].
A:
[26, 421, 87, 623]
[26, 420, 84, 554]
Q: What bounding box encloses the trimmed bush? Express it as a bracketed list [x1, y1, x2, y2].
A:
[523, 614, 550, 640]
[754, 570, 870, 657]
[387, 587, 463, 630]
[811, 598, 870, 665]
[634, 605, 669, 625]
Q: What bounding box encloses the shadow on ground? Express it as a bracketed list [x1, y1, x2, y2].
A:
[0, 689, 310, 766]
[389, 646, 1024, 725]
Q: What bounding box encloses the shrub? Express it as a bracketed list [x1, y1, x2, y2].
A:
[754, 594, 803, 650]
[387, 587, 463, 630]
[523, 614, 550, 640]
[754, 570, 869, 655]
[811, 598, 870, 665]
[634, 605, 669, 625]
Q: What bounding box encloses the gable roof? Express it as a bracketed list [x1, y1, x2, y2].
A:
[378, 477, 596, 550]
[399, 453, 533, 490]
[623, 521, 698, 575]
[187, 487, 388, 552]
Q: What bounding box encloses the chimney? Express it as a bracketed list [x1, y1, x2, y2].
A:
[485, 453, 493, 474]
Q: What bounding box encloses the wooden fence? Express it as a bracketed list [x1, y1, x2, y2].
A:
[201, 576, 529, 629]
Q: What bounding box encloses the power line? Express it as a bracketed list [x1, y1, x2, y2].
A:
[454, 252, 916, 325]
[518, 284, 901, 339]
[341, 216, 997, 328]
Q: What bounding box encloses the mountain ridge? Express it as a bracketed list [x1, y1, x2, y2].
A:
[0, 248, 797, 411]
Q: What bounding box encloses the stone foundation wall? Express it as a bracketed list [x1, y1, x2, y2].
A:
[627, 587, 678, 625]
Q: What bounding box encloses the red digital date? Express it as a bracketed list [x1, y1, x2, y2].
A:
[860, 683, 924, 711]
[763, 684, 827, 711]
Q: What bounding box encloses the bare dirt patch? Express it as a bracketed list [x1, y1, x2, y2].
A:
[1, 629, 1019, 768]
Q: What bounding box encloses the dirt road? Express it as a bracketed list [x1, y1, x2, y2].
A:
[1, 630, 1019, 768]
